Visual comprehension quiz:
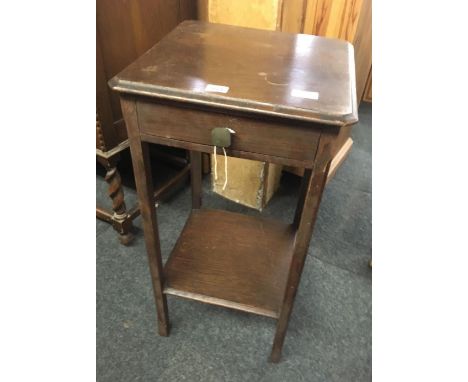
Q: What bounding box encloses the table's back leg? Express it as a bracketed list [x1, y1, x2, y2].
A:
[121, 97, 170, 337]
[270, 134, 334, 363]
[190, 151, 202, 209]
[293, 168, 312, 229]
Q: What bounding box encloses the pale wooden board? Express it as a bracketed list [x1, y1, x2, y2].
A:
[283, 137, 353, 181]
[326, 137, 353, 184]
[265, 163, 283, 206]
[212, 155, 266, 210]
[207, 0, 280, 30]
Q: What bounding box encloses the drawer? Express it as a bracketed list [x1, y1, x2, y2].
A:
[137, 100, 321, 164]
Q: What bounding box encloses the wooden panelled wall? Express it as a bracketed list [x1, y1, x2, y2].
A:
[283, 0, 372, 103]
[363, 67, 372, 102]
[97, 0, 197, 149]
[282, 0, 363, 38]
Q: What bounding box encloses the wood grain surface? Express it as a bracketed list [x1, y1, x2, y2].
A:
[137, 100, 321, 163]
[110, 21, 358, 126]
[164, 209, 296, 318]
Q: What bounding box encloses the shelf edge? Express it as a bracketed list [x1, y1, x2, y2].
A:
[164, 287, 279, 319]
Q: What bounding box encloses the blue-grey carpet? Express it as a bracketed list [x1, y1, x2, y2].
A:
[96, 103, 372, 382]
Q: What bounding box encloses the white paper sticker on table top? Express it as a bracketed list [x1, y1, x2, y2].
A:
[291, 89, 319, 100]
[205, 84, 230, 93]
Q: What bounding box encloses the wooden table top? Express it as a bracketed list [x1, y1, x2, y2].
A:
[110, 20, 357, 126]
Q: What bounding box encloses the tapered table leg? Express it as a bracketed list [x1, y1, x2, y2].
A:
[270, 135, 334, 363]
[121, 97, 170, 336]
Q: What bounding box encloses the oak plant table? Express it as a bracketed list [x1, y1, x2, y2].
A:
[110, 20, 358, 362]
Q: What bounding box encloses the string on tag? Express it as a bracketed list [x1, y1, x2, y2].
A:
[213, 146, 218, 181]
[213, 145, 228, 191]
[222, 147, 228, 191]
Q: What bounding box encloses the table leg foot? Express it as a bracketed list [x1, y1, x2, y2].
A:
[118, 232, 135, 246]
[269, 350, 282, 363]
[158, 321, 170, 337]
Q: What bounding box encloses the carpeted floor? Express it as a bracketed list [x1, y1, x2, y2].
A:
[96, 104, 372, 382]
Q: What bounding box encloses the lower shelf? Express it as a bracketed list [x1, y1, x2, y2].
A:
[163, 209, 296, 318]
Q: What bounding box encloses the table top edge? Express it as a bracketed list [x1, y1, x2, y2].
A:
[109, 77, 358, 127]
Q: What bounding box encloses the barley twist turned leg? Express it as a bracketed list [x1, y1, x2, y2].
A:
[103, 158, 135, 245]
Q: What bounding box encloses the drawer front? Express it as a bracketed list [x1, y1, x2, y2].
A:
[137, 100, 321, 163]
